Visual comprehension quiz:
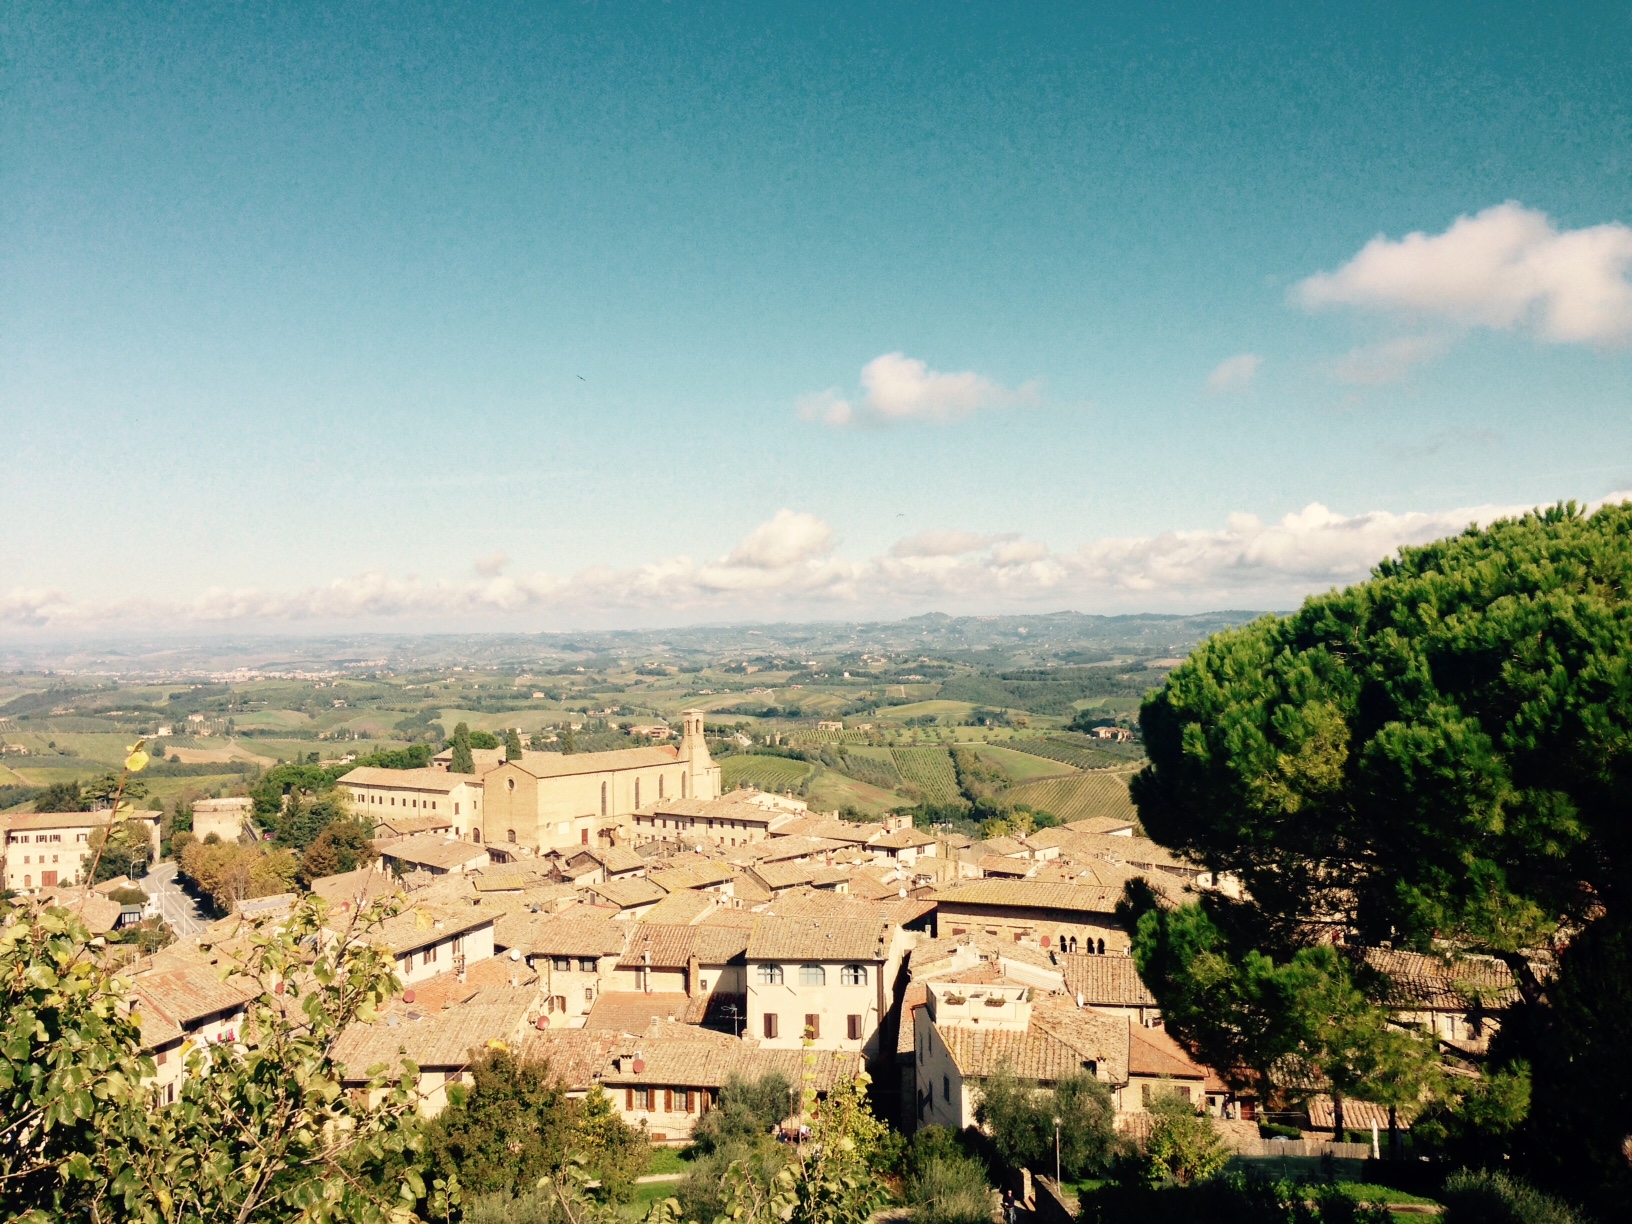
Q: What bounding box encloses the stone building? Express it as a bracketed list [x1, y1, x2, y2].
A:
[481, 710, 721, 855]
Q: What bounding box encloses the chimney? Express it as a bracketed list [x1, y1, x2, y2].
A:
[687, 952, 702, 998]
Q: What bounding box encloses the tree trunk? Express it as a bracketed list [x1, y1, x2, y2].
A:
[1332, 1093, 1346, 1143]
[1388, 1103, 1400, 1159]
[1496, 950, 1548, 1008]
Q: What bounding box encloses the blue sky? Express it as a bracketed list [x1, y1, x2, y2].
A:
[4, 2, 1631, 631]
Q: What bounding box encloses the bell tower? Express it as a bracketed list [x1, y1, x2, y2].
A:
[679, 708, 721, 801]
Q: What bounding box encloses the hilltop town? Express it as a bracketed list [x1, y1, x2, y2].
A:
[3, 691, 1510, 1156]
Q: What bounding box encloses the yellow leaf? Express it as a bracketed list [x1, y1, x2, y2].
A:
[414, 909, 433, 930]
[125, 750, 149, 773]
[486, 1039, 509, 1053]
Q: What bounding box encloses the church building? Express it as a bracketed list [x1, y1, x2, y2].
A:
[480, 710, 721, 854]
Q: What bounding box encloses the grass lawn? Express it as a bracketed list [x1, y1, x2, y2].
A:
[971, 743, 1079, 783]
[645, 1148, 694, 1176]
[1329, 1183, 1440, 1206]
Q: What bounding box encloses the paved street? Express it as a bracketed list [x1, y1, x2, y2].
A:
[140, 860, 210, 937]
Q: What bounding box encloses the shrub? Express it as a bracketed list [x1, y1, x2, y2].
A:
[1139, 1092, 1228, 1187]
[974, 1068, 1118, 1179]
[906, 1155, 992, 1224]
[688, 1072, 795, 1154]
[1441, 1169, 1582, 1224]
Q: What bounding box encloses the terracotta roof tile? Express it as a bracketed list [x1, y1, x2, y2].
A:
[369, 906, 494, 956]
[373, 834, 488, 871]
[639, 890, 717, 926]
[978, 856, 1035, 878]
[519, 916, 633, 957]
[929, 880, 1122, 914]
[621, 923, 750, 969]
[589, 877, 667, 909]
[1059, 955, 1158, 1007]
[583, 991, 704, 1032]
[1359, 947, 1521, 1010]
[333, 988, 536, 1076]
[648, 862, 736, 892]
[939, 1005, 1129, 1083]
[748, 915, 892, 963]
[504, 746, 679, 779]
[340, 767, 476, 793]
[132, 962, 258, 1029]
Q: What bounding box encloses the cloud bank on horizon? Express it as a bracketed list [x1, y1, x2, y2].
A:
[8, 494, 1626, 632]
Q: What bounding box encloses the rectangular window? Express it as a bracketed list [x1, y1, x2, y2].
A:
[804, 1014, 820, 1039]
[763, 1013, 779, 1039]
[847, 1014, 863, 1041]
[579, 958, 596, 972]
[553, 956, 571, 972]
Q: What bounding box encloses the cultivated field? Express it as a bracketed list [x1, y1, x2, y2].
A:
[1005, 736, 1131, 771]
[890, 747, 961, 803]
[1002, 770, 1141, 825]
[878, 699, 980, 722]
[804, 770, 910, 818]
[720, 754, 813, 792]
[970, 743, 1079, 783]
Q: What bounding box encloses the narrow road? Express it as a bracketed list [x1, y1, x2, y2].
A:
[140, 861, 210, 937]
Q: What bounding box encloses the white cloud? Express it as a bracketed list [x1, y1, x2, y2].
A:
[802, 353, 1036, 427]
[1329, 334, 1452, 386]
[11, 496, 1632, 630]
[474, 551, 510, 578]
[1296, 203, 1632, 346]
[1205, 353, 1261, 393]
[891, 530, 1015, 558]
[724, 509, 836, 569]
[796, 389, 854, 427]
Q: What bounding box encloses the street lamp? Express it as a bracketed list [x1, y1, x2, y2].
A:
[1053, 1116, 1062, 1186]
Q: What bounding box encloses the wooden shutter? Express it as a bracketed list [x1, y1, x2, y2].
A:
[805, 1014, 819, 1039]
[664, 1088, 673, 1111]
[626, 1088, 634, 1109]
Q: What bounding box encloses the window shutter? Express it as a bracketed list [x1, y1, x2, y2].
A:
[804, 1014, 819, 1039]
[665, 1088, 673, 1111]
[764, 1013, 778, 1039]
[627, 1088, 634, 1110]
[847, 1014, 862, 1041]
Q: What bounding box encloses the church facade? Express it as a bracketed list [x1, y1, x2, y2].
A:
[480, 710, 722, 854]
